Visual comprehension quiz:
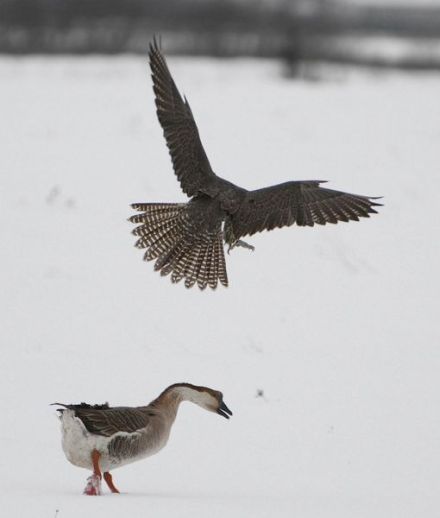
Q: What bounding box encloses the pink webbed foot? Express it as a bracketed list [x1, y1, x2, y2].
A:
[83, 473, 102, 495]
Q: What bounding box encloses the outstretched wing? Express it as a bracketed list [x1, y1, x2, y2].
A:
[149, 38, 216, 197]
[231, 181, 381, 239]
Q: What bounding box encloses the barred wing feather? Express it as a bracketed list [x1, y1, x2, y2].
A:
[149, 38, 216, 197]
[231, 181, 382, 239]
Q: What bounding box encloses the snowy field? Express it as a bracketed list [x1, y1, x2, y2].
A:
[1, 56, 439, 518]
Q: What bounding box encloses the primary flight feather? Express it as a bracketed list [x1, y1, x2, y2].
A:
[129, 38, 381, 289]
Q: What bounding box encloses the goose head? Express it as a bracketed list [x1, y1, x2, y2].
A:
[167, 383, 233, 419]
[202, 388, 233, 419]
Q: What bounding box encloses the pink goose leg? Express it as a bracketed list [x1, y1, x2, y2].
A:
[83, 449, 102, 495]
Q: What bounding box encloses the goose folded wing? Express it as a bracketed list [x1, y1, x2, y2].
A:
[73, 407, 154, 437]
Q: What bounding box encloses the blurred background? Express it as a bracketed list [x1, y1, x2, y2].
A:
[2, 0, 440, 75]
[2, 2, 440, 517]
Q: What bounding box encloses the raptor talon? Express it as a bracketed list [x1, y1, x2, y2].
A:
[231, 239, 255, 252]
[237, 240, 255, 252]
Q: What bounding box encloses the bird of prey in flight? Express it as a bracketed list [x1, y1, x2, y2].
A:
[129, 38, 381, 290]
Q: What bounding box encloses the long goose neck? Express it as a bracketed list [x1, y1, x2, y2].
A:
[149, 383, 211, 419]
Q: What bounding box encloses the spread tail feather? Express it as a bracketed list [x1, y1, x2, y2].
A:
[130, 203, 228, 289]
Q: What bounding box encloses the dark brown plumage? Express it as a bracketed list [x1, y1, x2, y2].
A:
[54, 402, 156, 437]
[130, 38, 381, 289]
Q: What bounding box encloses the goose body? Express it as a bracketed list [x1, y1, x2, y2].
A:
[54, 383, 232, 494]
[59, 406, 169, 472]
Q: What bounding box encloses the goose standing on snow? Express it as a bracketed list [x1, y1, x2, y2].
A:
[53, 383, 232, 495]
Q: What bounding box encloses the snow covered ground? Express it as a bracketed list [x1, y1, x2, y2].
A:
[1, 56, 439, 517]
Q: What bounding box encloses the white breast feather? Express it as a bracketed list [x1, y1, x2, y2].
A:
[59, 410, 169, 472]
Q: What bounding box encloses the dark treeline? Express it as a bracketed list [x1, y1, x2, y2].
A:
[1, 0, 259, 30]
[0, 0, 280, 54]
[1, 0, 440, 70]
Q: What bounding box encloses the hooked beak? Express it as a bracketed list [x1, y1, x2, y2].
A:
[217, 401, 233, 419]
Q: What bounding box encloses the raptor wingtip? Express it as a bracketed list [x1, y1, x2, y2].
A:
[150, 34, 162, 53]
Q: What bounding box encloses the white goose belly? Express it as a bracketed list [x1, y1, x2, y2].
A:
[60, 410, 169, 472]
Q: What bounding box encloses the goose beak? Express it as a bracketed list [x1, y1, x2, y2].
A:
[217, 401, 233, 419]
